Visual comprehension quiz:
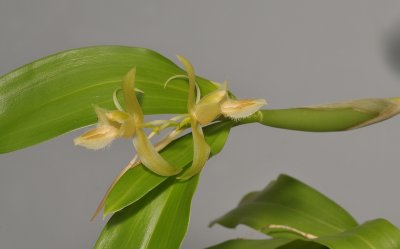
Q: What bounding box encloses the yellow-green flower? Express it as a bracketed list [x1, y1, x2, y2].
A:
[168, 56, 267, 180]
[192, 81, 267, 125]
[75, 67, 182, 176]
[74, 107, 135, 150]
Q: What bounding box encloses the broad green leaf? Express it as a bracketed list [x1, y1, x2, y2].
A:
[313, 219, 400, 249]
[210, 176, 400, 249]
[94, 176, 199, 249]
[206, 238, 293, 249]
[207, 219, 400, 249]
[0, 46, 216, 153]
[211, 174, 358, 238]
[104, 121, 232, 216]
[206, 239, 325, 249]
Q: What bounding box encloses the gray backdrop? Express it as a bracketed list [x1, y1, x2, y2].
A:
[1, 1, 400, 248]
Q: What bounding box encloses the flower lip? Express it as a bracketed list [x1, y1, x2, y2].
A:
[73, 125, 120, 150]
[221, 98, 267, 120]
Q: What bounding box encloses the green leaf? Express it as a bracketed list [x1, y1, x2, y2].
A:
[0, 46, 216, 153]
[313, 219, 400, 249]
[211, 174, 358, 238]
[104, 121, 232, 216]
[210, 175, 400, 249]
[94, 176, 199, 249]
[206, 239, 325, 249]
[207, 219, 400, 249]
[206, 238, 294, 249]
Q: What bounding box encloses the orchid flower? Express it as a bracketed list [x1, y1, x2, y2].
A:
[75, 67, 182, 176]
[164, 56, 267, 180]
[73, 106, 135, 150]
[193, 82, 267, 124]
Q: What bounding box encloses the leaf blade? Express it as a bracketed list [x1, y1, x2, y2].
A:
[94, 177, 199, 249]
[206, 239, 326, 249]
[210, 176, 400, 249]
[211, 174, 358, 238]
[314, 219, 400, 249]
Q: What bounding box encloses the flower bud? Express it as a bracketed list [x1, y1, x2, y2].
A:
[306, 97, 400, 129]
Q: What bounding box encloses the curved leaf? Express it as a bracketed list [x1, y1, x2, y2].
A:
[210, 175, 400, 249]
[207, 220, 400, 249]
[314, 219, 400, 249]
[206, 239, 325, 249]
[0, 46, 216, 153]
[104, 121, 232, 216]
[211, 174, 358, 238]
[94, 177, 199, 249]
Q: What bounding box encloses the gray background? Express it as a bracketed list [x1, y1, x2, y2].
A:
[1, 1, 400, 248]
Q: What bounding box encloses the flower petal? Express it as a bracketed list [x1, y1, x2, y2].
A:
[176, 55, 197, 111]
[119, 118, 136, 137]
[94, 106, 111, 125]
[132, 129, 182, 176]
[74, 125, 119, 150]
[177, 119, 211, 180]
[194, 82, 228, 125]
[176, 55, 211, 180]
[105, 110, 131, 123]
[122, 68, 144, 119]
[123, 67, 182, 176]
[221, 98, 267, 120]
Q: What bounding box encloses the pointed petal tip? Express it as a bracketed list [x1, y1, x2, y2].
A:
[177, 125, 211, 180]
[133, 131, 182, 176]
[125, 67, 137, 77]
[388, 97, 400, 107]
[176, 55, 194, 74]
